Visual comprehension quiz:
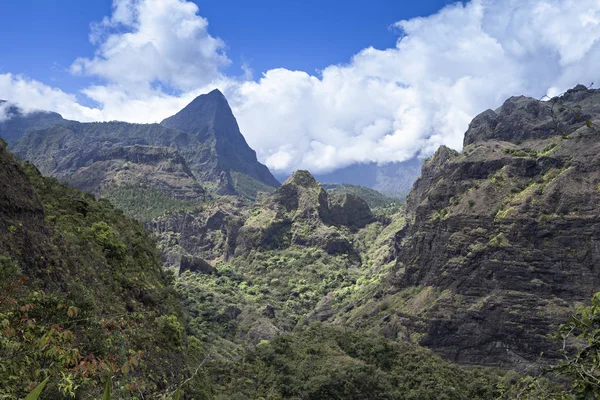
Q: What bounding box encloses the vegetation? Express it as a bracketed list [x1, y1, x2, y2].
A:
[231, 171, 277, 200]
[102, 183, 204, 222]
[324, 183, 401, 211]
[210, 323, 504, 400]
[0, 149, 191, 398]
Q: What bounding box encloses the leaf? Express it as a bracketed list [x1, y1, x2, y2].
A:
[173, 388, 184, 400]
[24, 377, 50, 400]
[102, 377, 111, 400]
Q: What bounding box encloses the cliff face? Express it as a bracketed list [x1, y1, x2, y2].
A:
[336, 85, 600, 367]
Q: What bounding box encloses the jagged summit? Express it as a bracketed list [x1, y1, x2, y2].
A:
[161, 89, 234, 140]
[464, 84, 599, 146]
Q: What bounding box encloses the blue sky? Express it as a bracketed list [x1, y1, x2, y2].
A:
[1, 0, 599, 174]
[0, 0, 454, 94]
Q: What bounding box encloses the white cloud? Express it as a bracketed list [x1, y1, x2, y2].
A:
[228, 0, 600, 173]
[1, 0, 600, 174]
[71, 0, 230, 91]
[0, 73, 103, 121]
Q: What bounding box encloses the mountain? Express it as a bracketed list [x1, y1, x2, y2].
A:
[160, 89, 280, 194]
[0, 100, 66, 145]
[319, 84, 600, 368]
[4, 85, 599, 398]
[5, 90, 279, 200]
[277, 158, 422, 199]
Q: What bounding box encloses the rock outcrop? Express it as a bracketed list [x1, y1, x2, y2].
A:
[235, 170, 373, 255]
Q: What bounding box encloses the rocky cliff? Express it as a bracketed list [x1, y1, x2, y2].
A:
[328, 84, 600, 368]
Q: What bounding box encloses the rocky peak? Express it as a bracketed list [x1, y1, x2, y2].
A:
[271, 170, 329, 220]
[463, 84, 598, 146]
[282, 170, 320, 188]
[160, 89, 280, 193]
[161, 89, 234, 141]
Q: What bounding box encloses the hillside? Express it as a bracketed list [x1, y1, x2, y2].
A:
[3, 86, 600, 399]
[161, 89, 280, 193]
[323, 183, 400, 210]
[0, 138, 191, 398]
[0, 100, 66, 145]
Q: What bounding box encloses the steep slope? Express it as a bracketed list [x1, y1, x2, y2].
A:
[161, 89, 280, 194]
[0, 100, 66, 145]
[0, 139, 189, 398]
[325, 84, 600, 368]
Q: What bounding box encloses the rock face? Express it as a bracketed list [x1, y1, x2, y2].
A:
[160, 89, 280, 194]
[150, 201, 247, 267]
[55, 144, 204, 200]
[342, 86, 600, 368]
[179, 255, 215, 275]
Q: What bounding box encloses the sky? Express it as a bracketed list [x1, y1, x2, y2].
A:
[1, 0, 600, 174]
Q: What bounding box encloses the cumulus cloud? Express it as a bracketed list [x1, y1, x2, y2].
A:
[71, 0, 230, 91]
[228, 0, 600, 173]
[2, 0, 600, 174]
[0, 73, 103, 121]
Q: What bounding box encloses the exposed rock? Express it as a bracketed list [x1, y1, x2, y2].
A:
[246, 318, 281, 345]
[9, 89, 279, 199]
[328, 192, 374, 229]
[463, 85, 598, 146]
[160, 89, 280, 193]
[150, 203, 246, 265]
[179, 255, 215, 275]
[235, 170, 364, 255]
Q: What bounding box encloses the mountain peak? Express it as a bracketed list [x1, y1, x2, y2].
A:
[283, 170, 320, 188]
[160, 89, 280, 195]
[463, 84, 599, 146]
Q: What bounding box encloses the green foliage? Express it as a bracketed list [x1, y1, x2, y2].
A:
[231, 171, 277, 200]
[24, 377, 49, 400]
[324, 183, 401, 210]
[0, 149, 187, 398]
[212, 324, 503, 400]
[102, 183, 203, 222]
[552, 291, 600, 397]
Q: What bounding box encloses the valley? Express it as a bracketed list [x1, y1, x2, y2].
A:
[1, 84, 600, 398]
